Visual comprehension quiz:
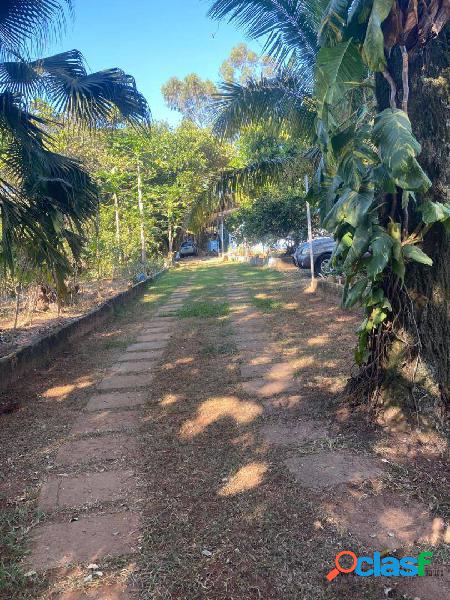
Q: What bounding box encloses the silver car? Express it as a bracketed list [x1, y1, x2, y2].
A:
[179, 241, 198, 257]
[293, 236, 336, 274]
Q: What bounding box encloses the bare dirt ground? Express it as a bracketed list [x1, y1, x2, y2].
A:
[0, 260, 448, 599]
[0, 278, 133, 359]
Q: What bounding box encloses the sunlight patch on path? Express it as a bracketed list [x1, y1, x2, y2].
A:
[218, 461, 268, 496]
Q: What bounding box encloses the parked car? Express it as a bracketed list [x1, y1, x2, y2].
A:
[179, 241, 198, 257]
[292, 236, 336, 274]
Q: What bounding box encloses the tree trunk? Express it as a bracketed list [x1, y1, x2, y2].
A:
[113, 192, 122, 262]
[168, 224, 174, 257]
[137, 162, 147, 264]
[95, 198, 101, 280]
[369, 30, 450, 413]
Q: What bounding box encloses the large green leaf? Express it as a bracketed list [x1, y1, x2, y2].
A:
[317, 172, 344, 223]
[316, 39, 366, 112]
[362, 0, 394, 71]
[323, 185, 374, 230]
[388, 220, 405, 280]
[402, 244, 433, 266]
[333, 229, 353, 259]
[418, 201, 450, 225]
[343, 222, 372, 271]
[342, 277, 368, 308]
[373, 109, 431, 192]
[366, 226, 393, 278]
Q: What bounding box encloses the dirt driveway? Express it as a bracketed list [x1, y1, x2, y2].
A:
[0, 260, 448, 599]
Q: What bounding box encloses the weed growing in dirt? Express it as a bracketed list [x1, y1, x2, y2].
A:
[0, 504, 43, 596]
[100, 338, 133, 351]
[251, 296, 283, 312]
[178, 301, 229, 319]
[200, 342, 237, 356]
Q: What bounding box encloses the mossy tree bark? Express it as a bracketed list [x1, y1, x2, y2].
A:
[368, 29, 450, 415]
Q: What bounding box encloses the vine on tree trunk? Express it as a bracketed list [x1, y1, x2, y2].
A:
[311, 2, 450, 412]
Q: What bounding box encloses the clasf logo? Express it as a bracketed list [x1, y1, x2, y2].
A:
[327, 550, 433, 581]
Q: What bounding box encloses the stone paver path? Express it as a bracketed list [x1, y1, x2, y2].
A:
[27, 280, 195, 598]
[20, 265, 447, 599]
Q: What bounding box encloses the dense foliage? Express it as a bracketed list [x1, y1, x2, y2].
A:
[0, 0, 149, 292]
[312, 1, 450, 366]
[203, 0, 450, 406]
[227, 192, 309, 247]
[53, 120, 232, 277]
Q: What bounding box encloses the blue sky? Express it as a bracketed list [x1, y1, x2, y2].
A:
[48, 0, 259, 124]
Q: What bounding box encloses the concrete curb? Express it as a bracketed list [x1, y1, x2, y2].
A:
[0, 270, 167, 392]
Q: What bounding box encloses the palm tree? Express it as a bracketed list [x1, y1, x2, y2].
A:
[201, 0, 450, 411]
[188, 2, 324, 225]
[0, 0, 150, 289]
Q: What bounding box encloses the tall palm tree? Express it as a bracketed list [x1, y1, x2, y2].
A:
[200, 0, 450, 409]
[0, 0, 150, 287]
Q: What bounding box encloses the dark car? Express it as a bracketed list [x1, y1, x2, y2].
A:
[179, 241, 198, 257]
[293, 236, 336, 274]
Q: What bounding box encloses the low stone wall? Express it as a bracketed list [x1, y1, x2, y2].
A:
[0, 271, 166, 393]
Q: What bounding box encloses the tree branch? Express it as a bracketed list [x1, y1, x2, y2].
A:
[400, 45, 410, 114]
[383, 70, 398, 109]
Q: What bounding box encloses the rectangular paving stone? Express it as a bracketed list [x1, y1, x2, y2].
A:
[140, 327, 173, 336]
[139, 330, 172, 339]
[55, 435, 136, 466]
[135, 333, 171, 343]
[242, 378, 297, 398]
[98, 373, 154, 391]
[152, 315, 176, 321]
[126, 341, 166, 352]
[28, 511, 140, 571]
[72, 410, 140, 434]
[117, 351, 159, 363]
[39, 470, 135, 511]
[86, 392, 146, 411]
[111, 361, 157, 375]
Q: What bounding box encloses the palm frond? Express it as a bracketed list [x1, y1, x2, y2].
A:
[0, 0, 72, 59]
[0, 51, 151, 126]
[188, 154, 301, 231]
[0, 90, 49, 156]
[212, 69, 317, 141]
[0, 91, 98, 277]
[0, 49, 85, 97]
[49, 66, 151, 127]
[207, 0, 328, 66]
[318, 0, 352, 46]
